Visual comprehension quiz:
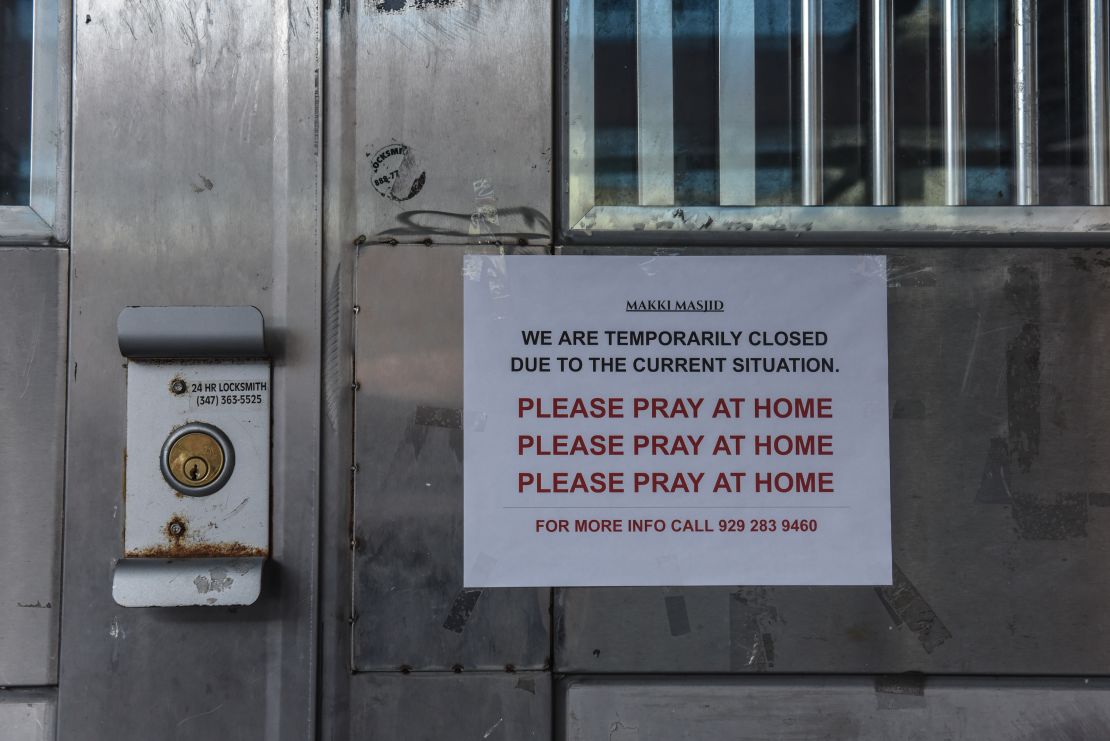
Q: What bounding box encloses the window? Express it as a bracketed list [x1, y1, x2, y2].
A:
[565, 0, 1110, 238]
[0, 0, 69, 242]
[0, 0, 33, 205]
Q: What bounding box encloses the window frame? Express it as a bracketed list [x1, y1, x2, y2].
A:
[558, 0, 1110, 245]
[0, 0, 70, 245]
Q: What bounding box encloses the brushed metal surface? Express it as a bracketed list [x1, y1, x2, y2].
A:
[352, 244, 550, 670]
[557, 246, 1110, 675]
[563, 677, 1110, 739]
[321, 5, 359, 730]
[59, 0, 321, 737]
[0, 247, 67, 686]
[334, 0, 553, 244]
[0, 690, 56, 741]
[350, 672, 551, 741]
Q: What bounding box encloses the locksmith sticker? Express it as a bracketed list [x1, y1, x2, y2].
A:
[368, 142, 426, 202]
[186, 379, 269, 409]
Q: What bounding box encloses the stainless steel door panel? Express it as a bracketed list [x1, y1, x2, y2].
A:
[60, 0, 321, 737]
[0, 248, 66, 686]
[352, 244, 550, 670]
[0, 690, 56, 741]
[557, 247, 1110, 674]
[333, 0, 553, 245]
[562, 677, 1110, 740]
[348, 672, 550, 740]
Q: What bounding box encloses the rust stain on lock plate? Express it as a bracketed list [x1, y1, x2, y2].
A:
[126, 541, 268, 559]
[125, 514, 268, 558]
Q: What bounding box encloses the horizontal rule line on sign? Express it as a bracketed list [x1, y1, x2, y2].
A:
[502, 505, 851, 510]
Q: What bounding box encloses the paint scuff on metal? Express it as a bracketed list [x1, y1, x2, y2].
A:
[194, 567, 234, 594]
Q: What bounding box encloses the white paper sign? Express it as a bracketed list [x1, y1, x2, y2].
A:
[464, 255, 891, 587]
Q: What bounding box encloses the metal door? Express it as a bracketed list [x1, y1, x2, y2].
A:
[7, 0, 1110, 738]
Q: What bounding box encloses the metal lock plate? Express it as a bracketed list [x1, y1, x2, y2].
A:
[122, 359, 270, 558]
[113, 306, 270, 608]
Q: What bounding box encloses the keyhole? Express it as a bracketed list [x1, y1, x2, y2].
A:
[163, 427, 229, 495]
[180, 456, 210, 485]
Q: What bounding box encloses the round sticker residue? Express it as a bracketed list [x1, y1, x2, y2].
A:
[368, 143, 426, 202]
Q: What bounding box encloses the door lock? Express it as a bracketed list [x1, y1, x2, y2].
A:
[161, 422, 235, 496]
[114, 306, 269, 607]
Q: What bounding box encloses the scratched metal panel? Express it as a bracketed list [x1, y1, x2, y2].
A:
[0, 690, 56, 741]
[346, 672, 550, 740]
[562, 677, 1110, 740]
[0, 248, 66, 685]
[335, 0, 552, 245]
[353, 244, 550, 670]
[557, 247, 1110, 674]
[58, 1, 321, 738]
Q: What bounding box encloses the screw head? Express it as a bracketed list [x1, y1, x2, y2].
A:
[171, 379, 187, 395]
[168, 521, 185, 538]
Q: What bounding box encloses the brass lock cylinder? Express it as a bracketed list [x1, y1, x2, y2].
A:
[160, 422, 235, 496]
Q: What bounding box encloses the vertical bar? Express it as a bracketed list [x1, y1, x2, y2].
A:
[637, 0, 675, 205]
[595, 0, 640, 205]
[944, 0, 967, 204]
[720, 1, 756, 205]
[755, 0, 794, 203]
[872, 0, 895, 205]
[569, 0, 596, 225]
[1089, 0, 1109, 204]
[1014, 0, 1039, 205]
[673, 0, 721, 204]
[802, 0, 824, 205]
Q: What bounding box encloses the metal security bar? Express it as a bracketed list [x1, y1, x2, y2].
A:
[566, 0, 1110, 232]
[802, 0, 824, 206]
[637, 0, 675, 205]
[872, 0, 894, 205]
[943, 0, 966, 205]
[719, 0, 756, 205]
[1089, 0, 1109, 205]
[1014, 0, 1039, 205]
